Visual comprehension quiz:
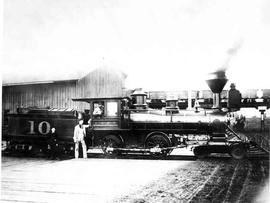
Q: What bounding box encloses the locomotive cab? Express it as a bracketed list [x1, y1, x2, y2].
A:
[72, 97, 127, 130]
[91, 99, 120, 129]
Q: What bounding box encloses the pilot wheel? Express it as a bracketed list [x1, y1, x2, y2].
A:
[229, 144, 247, 160]
[145, 132, 172, 158]
[193, 146, 210, 159]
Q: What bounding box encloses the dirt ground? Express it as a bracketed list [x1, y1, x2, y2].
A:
[1, 156, 190, 203]
[1, 156, 269, 203]
[1, 152, 269, 203]
[1, 141, 270, 203]
[113, 157, 269, 203]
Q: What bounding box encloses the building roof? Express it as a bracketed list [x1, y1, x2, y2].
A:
[2, 79, 78, 86]
[2, 66, 127, 86]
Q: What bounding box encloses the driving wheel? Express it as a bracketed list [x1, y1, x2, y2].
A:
[145, 133, 172, 158]
[101, 135, 123, 156]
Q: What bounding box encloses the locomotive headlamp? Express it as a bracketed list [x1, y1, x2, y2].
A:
[257, 89, 263, 99]
[131, 88, 147, 110]
[256, 89, 264, 103]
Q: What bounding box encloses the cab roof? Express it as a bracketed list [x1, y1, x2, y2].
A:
[72, 97, 129, 103]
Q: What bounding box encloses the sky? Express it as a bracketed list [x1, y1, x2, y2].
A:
[2, 0, 270, 91]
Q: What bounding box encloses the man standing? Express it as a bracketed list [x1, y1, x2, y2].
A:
[228, 83, 242, 111]
[47, 127, 59, 160]
[73, 119, 87, 159]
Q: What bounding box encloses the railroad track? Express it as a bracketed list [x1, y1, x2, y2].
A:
[247, 141, 269, 158]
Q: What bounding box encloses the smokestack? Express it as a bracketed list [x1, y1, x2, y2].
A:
[205, 39, 242, 109]
[206, 70, 228, 109]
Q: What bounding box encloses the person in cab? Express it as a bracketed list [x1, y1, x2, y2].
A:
[93, 103, 104, 119]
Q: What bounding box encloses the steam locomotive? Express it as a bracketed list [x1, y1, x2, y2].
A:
[3, 98, 249, 159]
[3, 71, 264, 159]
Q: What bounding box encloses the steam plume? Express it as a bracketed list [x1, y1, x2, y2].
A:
[219, 38, 244, 71]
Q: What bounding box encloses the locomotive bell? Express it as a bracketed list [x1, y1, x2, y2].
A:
[206, 70, 228, 109]
[131, 88, 147, 110]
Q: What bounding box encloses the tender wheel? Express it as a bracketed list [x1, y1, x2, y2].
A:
[145, 132, 172, 158]
[193, 146, 210, 159]
[101, 135, 123, 156]
[230, 145, 246, 160]
[29, 145, 42, 156]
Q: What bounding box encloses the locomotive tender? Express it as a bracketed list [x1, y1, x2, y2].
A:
[4, 108, 77, 154]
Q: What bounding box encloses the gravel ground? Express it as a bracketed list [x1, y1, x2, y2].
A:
[113, 158, 269, 203]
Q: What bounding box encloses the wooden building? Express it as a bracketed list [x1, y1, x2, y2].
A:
[75, 67, 127, 110]
[77, 67, 126, 98]
[2, 67, 127, 113]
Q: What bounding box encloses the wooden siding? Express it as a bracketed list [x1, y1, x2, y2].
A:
[2, 81, 77, 113]
[75, 67, 126, 111]
[76, 67, 126, 98]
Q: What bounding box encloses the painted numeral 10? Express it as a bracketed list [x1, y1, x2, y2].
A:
[28, 121, 51, 135]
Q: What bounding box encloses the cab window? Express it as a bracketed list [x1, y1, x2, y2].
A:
[93, 101, 104, 118]
[106, 101, 118, 117]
